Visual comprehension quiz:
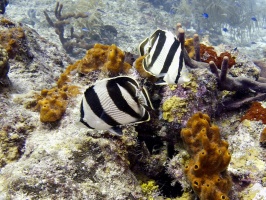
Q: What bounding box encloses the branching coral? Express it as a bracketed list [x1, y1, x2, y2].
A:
[44, 2, 117, 57]
[44, 2, 92, 55]
[181, 112, 232, 200]
[176, 25, 266, 111]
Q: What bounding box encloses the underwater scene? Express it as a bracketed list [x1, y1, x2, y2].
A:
[1, 0, 266, 199]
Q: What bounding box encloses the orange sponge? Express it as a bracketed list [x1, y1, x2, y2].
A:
[181, 113, 232, 200]
[77, 43, 131, 75]
[37, 87, 68, 122]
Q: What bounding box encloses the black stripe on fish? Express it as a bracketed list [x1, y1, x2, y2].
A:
[141, 109, 150, 121]
[84, 86, 120, 126]
[141, 86, 154, 109]
[80, 99, 94, 129]
[148, 30, 166, 70]
[139, 37, 149, 56]
[160, 39, 181, 74]
[107, 78, 142, 119]
[175, 49, 184, 84]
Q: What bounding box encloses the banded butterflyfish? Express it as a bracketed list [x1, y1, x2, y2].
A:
[80, 76, 153, 135]
[138, 29, 190, 85]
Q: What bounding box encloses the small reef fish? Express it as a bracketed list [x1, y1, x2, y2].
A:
[222, 27, 228, 32]
[80, 76, 153, 135]
[202, 13, 209, 19]
[96, 8, 106, 14]
[81, 28, 89, 32]
[138, 29, 190, 85]
[251, 16, 257, 21]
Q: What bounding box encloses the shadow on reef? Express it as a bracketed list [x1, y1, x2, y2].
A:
[128, 128, 184, 198]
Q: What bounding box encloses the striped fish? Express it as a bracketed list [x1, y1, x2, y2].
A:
[80, 76, 153, 135]
[138, 29, 190, 85]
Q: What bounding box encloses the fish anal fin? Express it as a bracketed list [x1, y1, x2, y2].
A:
[109, 127, 123, 136]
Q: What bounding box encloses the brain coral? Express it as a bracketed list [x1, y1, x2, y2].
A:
[181, 112, 232, 200]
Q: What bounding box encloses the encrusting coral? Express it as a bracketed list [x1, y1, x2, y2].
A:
[176, 25, 266, 111]
[185, 36, 236, 69]
[0, 131, 20, 168]
[260, 127, 266, 147]
[181, 112, 232, 200]
[0, 18, 33, 62]
[162, 95, 188, 123]
[0, 45, 9, 86]
[241, 101, 266, 124]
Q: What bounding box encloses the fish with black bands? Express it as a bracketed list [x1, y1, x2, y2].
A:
[80, 76, 153, 135]
[138, 29, 190, 85]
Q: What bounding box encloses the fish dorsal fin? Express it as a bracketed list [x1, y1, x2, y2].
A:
[138, 29, 164, 56]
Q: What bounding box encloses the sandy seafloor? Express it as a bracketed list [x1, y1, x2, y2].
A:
[0, 0, 266, 199]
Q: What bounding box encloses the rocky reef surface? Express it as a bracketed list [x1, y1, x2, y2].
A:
[0, 3, 266, 200]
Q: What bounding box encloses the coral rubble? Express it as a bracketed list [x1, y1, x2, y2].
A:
[181, 113, 232, 200]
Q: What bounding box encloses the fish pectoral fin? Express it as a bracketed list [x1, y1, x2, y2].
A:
[108, 127, 123, 136]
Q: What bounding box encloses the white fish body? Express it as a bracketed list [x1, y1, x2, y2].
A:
[138, 29, 190, 85]
[80, 76, 153, 134]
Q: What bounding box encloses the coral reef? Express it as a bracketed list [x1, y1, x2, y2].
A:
[140, 180, 159, 199]
[0, 45, 10, 86]
[260, 127, 266, 147]
[37, 87, 68, 122]
[185, 40, 236, 68]
[43, 2, 91, 56]
[0, 131, 20, 168]
[0, 18, 33, 62]
[181, 112, 232, 200]
[159, 68, 218, 126]
[44, 2, 117, 57]
[241, 101, 266, 124]
[162, 96, 187, 123]
[36, 78, 80, 122]
[36, 43, 132, 122]
[177, 26, 266, 111]
[76, 43, 131, 75]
